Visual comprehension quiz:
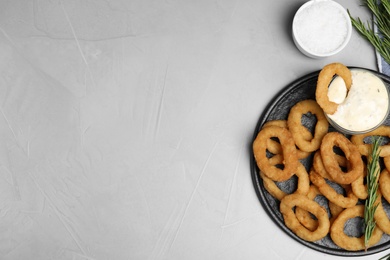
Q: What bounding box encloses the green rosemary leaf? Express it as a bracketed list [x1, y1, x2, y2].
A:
[383, 0, 390, 15]
[364, 137, 381, 251]
[348, 0, 390, 65]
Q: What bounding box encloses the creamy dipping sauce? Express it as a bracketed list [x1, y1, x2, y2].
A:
[327, 69, 389, 132]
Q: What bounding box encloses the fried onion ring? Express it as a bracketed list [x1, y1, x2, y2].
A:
[329, 202, 344, 224]
[320, 132, 363, 184]
[351, 163, 368, 200]
[295, 185, 323, 231]
[295, 185, 345, 232]
[280, 194, 330, 242]
[315, 63, 352, 115]
[384, 156, 390, 173]
[287, 99, 329, 152]
[312, 150, 348, 181]
[262, 119, 288, 129]
[260, 160, 310, 201]
[374, 191, 390, 235]
[350, 125, 390, 157]
[262, 120, 311, 159]
[263, 120, 312, 140]
[253, 126, 298, 181]
[310, 170, 358, 208]
[379, 168, 390, 203]
[330, 205, 383, 251]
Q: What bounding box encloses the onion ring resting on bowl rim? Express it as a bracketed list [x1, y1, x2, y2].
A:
[316, 63, 352, 115]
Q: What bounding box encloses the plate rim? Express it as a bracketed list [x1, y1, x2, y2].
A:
[250, 67, 390, 257]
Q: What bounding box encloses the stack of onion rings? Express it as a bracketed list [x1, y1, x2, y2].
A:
[252, 62, 390, 251]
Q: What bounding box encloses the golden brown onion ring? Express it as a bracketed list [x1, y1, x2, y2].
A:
[331, 205, 383, 251]
[263, 120, 311, 159]
[383, 156, 390, 173]
[253, 126, 298, 181]
[287, 99, 329, 152]
[295, 185, 345, 232]
[351, 162, 368, 200]
[379, 168, 390, 203]
[295, 185, 323, 231]
[315, 63, 352, 115]
[280, 194, 330, 242]
[320, 132, 363, 184]
[374, 191, 390, 235]
[351, 125, 390, 157]
[312, 150, 348, 181]
[310, 170, 358, 208]
[329, 202, 344, 224]
[260, 161, 309, 201]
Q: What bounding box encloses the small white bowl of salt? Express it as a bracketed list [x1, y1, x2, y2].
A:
[292, 0, 352, 58]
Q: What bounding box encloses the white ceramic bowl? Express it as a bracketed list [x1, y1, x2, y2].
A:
[292, 0, 352, 58]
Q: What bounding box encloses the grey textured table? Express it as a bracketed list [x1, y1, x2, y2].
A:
[0, 1, 385, 259]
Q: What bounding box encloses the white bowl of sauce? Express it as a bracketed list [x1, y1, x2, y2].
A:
[292, 0, 352, 58]
[326, 69, 390, 135]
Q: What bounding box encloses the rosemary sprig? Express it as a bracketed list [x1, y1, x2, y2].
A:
[364, 137, 381, 251]
[348, 0, 390, 65]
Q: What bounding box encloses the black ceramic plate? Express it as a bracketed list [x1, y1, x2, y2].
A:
[250, 67, 390, 256]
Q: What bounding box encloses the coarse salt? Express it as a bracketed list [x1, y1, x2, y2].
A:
[292, 0, 351, 58]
